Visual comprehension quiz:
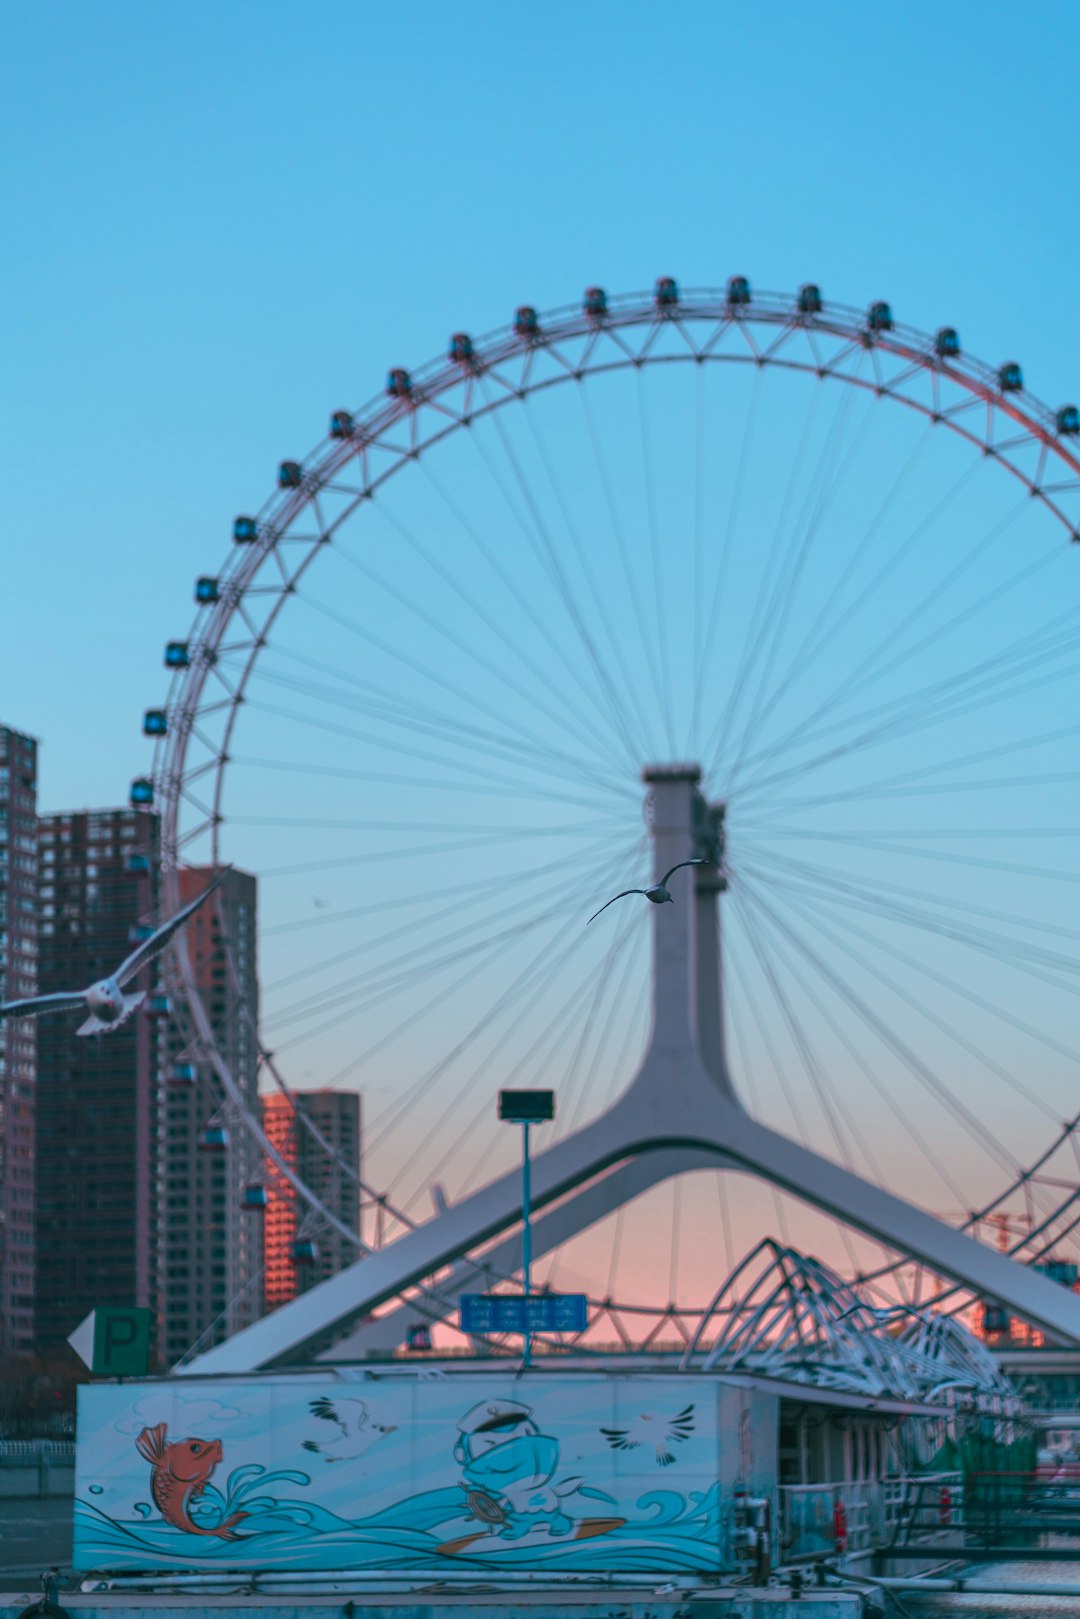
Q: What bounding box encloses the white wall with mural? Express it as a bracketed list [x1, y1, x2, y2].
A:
[75, 1371, 777, 1576]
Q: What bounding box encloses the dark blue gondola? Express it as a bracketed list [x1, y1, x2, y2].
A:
[654, 277, 679, 309]
[797, 284, 822, 314]
[329, 410, 354, 439]
[584, 286, 607, 320]
[449, 333, 475, 364]
[199, 1124, 229, 1153]
[243, 1182, 268, 1210]
[130, 778, 154, 807]
[143, 710, 168, 737]
[170, 1062, 196, 1086]
[165, 642, 190, 668]
[127, 852, 150, 873]
[935, 327, 961, 358]
[867, 301, 893, 333]
[998, 362, 1023, 392]
[514, 306, 540, 338]
[277, 462, 303, 489]
[233, 516, 258, 542]
[386, 369, 413, 398]
[292, 1237, 318, 1264]
[1057, 405, 1080, 435]
[195, 577, 220, 603]
[727, 275, 751, 308]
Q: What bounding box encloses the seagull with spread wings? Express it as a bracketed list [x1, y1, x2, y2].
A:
[0, 867, 229, 1036]
[587, 860, 707, 925]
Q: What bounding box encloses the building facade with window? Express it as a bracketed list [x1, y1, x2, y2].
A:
[35, 808, 163, 1355]
[0, 726, 39, 1355]
[263, 1088, 361, 1309]
[161, 866, 262, 1368]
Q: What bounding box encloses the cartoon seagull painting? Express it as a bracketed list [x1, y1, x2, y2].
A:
[0, 867, 229, 1036]
[301, 1397, 397, 1464]
[599, 1403, 696, 1467]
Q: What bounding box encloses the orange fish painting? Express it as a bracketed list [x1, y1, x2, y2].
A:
[135, 1422, 247, 1539]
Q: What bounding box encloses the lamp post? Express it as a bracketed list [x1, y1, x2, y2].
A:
[498, 1088, 555, 1366]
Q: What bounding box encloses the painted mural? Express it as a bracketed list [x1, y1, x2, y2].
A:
[75, 1374, 773, 1575]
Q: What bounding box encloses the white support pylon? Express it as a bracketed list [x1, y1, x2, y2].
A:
[181, 765, 1080, 1372]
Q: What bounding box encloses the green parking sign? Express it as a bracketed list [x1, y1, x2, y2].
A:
[68, 1307, 152, 1376]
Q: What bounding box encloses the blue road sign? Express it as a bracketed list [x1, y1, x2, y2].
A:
[460, 1293, 588, 1334]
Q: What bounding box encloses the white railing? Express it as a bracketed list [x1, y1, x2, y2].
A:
[780, 1472, 963, 1562]
[0, 1440, 76, 1463]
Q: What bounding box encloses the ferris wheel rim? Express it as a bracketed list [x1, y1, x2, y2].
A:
[145, 282, 1080, 1337]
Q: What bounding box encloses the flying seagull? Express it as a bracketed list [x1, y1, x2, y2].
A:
[0, 867, 230, 1036]
[587, 860, 707, 925]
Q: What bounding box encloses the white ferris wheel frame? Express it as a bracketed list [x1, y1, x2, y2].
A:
[144, 285, 1080, 1370]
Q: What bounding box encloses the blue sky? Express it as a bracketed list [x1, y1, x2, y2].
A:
[6, 2, 1080, 1299]
[5, 0, 1080, 809]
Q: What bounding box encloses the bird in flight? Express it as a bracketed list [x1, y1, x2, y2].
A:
[0, 867, 230, 1036]
[587, 860, 707, 925]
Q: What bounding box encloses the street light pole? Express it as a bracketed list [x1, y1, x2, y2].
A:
[499, 1089, 555, 1368]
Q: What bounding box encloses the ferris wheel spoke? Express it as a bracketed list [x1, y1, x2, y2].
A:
[378, 895, 634, 1196]
[737, 841, 1080, 971]
[730, 609, 1080, 808]
[747, 496, 1036, 768]
[734, 873, 1023, 1181]
[556, 915, 646, 1141]
[245, 684, 627, 805]
[265, 848, 630, 1037]
[636, 368, 676, 755]
[417, 455, 650, 759]
[416, 916, 641, 1213]
[739, 856, 1067, 1120]
[262, 831, 625, 998]
[575, 383, 668, 754]
[250, 661, 635, 808]
[522, 393, 656, 760]
[732, 874, 969, 1206]
[476, 387, 647, 770]
[739, 545, 1078, 791]
[721, 378, 875, 782]
[361, 488, 638, 771]
[320, 841, 638, 1093]
[704, 374, 822, 768]
[732, 889, 877, 1276]
[728, 421, 946, 762]
[362, 876, 639, 1161]
[695, 367, 764, 747]
[725, 939, 795, 1246]
[301, 557, 631, 782]
[263, 838, 624, 947]
[230, 749, 631, 813]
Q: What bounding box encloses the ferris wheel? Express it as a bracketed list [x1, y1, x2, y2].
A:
[142, 279, 1080, 1355]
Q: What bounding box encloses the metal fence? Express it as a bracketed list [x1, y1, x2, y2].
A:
[780, 1472, 964, 1562]
[0, 1438, 76, 1497]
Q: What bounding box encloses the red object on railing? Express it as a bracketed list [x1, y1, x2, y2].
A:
[833, 1498, 848, 1553]
[938, 1485, 953, 1526]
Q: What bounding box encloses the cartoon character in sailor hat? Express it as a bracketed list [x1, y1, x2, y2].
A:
[454, 1398, 578, 1539]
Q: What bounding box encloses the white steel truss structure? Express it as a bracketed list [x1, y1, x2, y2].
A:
[182, 765, 1080, 1373]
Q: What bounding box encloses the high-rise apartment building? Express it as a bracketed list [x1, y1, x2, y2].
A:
[0, 726, 38, 1355]
[263, 1089, 361, 1309]
[161, 866, 261, 1368]
[34, 809, 162, 1354]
